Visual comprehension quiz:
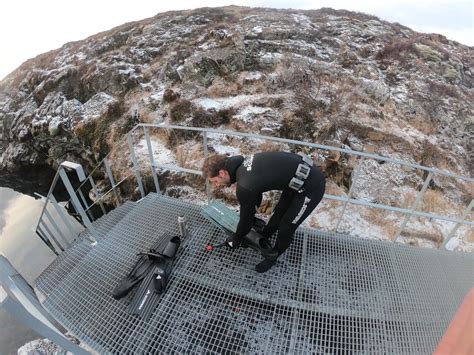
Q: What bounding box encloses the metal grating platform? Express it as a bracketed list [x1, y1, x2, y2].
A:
[35, 194, 474, 354]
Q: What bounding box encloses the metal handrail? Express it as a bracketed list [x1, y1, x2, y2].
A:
[134, 123, 474, 183]
[35, 161, 101, 249]
[133, 124, 472, 248]
[36, 123, 473, 253]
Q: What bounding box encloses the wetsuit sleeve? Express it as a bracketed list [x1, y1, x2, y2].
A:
[234, 185, 259, 240]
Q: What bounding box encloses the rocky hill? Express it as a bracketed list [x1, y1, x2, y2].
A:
[0, 6, 472, 249]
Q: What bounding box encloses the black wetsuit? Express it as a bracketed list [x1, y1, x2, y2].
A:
[225, 152, 326, 254]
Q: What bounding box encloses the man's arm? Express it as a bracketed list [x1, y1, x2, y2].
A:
[234, 186, 260, 241]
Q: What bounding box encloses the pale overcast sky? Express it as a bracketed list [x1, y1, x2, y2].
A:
[0, 0, 472, 80]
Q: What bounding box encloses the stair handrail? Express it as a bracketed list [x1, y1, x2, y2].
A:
[35, 162, 99, 254]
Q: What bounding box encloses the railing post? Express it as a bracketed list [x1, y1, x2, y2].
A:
[49, 194, 78, 240]
[127, 132, 145, 198]
[88, 176, 107, 215]
[441, 199, 474, 249]
[393, 172, 433, 242]
[335, 157, 363, 232]
[35, 170, 61, 234]
[58, 165, 99, 242]
[104, 158, 121, 206]
[144, 126, 160, 194]
[203, 131, 211, 205]
[78, 189, 94, 221]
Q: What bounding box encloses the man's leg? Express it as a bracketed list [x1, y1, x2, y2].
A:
[256, 188, 324, 273]
[274, 188, 324, 254]
[261, 189, 293, 239]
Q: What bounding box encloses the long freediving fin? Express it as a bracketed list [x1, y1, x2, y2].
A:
[127, 236, 181, 320]
[127, 265, 166, 321]
[112, 232, 177, 300]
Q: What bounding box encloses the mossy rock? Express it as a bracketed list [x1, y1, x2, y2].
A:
[443, 65, 461, 82]
[415, 44, 443, 62]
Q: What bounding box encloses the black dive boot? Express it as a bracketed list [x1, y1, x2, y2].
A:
[255, 248, 281, 273]
[255, 258, 277, 273]
[242, 230, 278, 260]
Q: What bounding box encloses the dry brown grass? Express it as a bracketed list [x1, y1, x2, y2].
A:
[258, 141, 285, 152]
[163, 88, 180, 103]
[207, 78, 242, 97]
[408, 116, 436, 135]
[169, 99, 192, 122]
[191, 107, 235, 127]
[324, 181, 346, 196]
[401, 190, 416, 209]
[427, 80, 459, 98]
[420, 140, 450, 169]
[228, 119, 248, 132]
[403, 187, 463, 217]
[402, 230, 443, 244]
[466, 229, 474, 243]
[358, 207, 398, 240]
[375, 39, 418, 62]
[137, 109, 153, 124]
[421, 189, 456, 214]
[106, 139, 133, 183]
[175, 142, 204, 169]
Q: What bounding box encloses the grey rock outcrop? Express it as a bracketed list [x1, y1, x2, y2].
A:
[0, 6, 471, 201]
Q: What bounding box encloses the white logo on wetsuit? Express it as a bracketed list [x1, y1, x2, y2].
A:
[292, 196, 311, 224]
[243, 155, 254, 171]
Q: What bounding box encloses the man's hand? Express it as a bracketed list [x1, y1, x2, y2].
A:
[225, 234, 243, 249]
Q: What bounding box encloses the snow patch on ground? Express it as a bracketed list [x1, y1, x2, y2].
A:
[235, 106, 271, 124]
[292, 14, 311, 25]
[352, 159, 408, 203]
[212, 143, 240, 155]
[135, 137, 177, 166]
[194, 94, 263, 111]
[244, 71, 262, 81]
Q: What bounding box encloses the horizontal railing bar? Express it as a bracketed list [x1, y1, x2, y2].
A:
[155, 164, 202, 176]
[149, 151, 474, 227]
[138, 124, 473, 183]
[325, 194, 473, 226]
[83, 173, 134, 213]
[153, 156, 473, 227]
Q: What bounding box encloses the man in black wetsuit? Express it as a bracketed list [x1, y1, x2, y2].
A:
[202, 151, 326, 273]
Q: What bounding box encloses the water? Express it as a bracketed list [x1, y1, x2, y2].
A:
[0, 187, 57, 354]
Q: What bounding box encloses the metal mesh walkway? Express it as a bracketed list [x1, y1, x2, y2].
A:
[35, 194, 474, 354]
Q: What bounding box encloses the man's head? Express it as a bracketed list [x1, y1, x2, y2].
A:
[202, 154, 231, 187]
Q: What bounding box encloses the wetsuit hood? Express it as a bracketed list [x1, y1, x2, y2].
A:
[225, 155, 244, 184]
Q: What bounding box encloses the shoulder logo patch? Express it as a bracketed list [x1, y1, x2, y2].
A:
[243, 155, 254, 172]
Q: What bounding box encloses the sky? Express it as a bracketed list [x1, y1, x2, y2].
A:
[0, 0, 472, 80]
